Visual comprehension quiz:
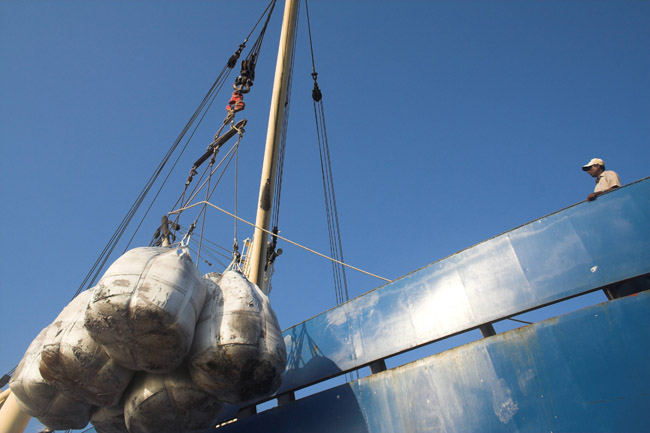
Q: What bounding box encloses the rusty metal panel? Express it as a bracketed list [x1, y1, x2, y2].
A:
[271, 179, 650, 396]
[216, 290, 650, 433]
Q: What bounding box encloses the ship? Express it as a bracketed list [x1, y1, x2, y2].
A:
[0, 1, 648, 432]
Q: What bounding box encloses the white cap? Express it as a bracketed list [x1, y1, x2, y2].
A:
[582, 158, 605, 171]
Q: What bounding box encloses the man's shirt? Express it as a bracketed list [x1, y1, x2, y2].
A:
[594, 170, 621, 193]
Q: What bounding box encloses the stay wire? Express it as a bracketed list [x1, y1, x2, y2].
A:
[176, 223, 233, 255]
[173, 76, 232, 210]
[189, 244, 230, 267]
[315, 101, 343, 305]
[182, 153, 217, 210]
[305, 0, 349, 305]
[164, 0, 277, 222]
[305, 1, 354, 382]
[4, 0, 276, 387]
[169, 201, 391, 283]
[187, 244, 228, 270]
[130, 68, 233, 251]
[193, 139, 242, 264]
[71, 4, 278, 298]
[182, 136, 241, 212]
[234, 141, 239, 246]
[319, 101, 349, 303]
[133, 0, 278, 249]
[71, 59, 234, 298]
[167, 1, 277, 247]
[196, 160, 213, 265]
[245, 0, 278, 44]
[247, 0, 277, 62]
[185, 136, 242, 265]
[305, 0, 317, 74]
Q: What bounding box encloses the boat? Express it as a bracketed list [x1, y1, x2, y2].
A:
[1, 1, 648, 432]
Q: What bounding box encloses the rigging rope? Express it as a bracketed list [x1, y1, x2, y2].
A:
[233, 136, 240, 258]
[73, 56, 235, 298]
[169, 200, 391, 282]
[305, 0, 349, 307]
[69, 1, 279, 300]
[227, 0, 277, 114]
[189, 131, 244, 265]
[4, 2, 275, 393]
[166, 0, 277, 263]
[305, 0, 357, 384]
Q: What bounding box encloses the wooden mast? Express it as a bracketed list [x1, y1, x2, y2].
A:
[246, 0, 299, 292]
[0, 391, 31, 433]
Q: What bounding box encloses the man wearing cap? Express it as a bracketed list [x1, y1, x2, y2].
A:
[582, 158, 621, 202]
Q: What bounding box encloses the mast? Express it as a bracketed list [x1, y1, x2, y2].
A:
[246, 0, 299, 291]
[0, 392, 31, 433]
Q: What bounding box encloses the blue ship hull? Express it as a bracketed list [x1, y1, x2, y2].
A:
[213, 178, 650, 432]
[219, 291, 649, 433]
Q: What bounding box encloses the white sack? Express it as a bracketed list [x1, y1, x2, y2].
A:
[85, 247, 206, 373]
[188, 270, 287, 403]
[91, 404, 129, 433]
[39, 289, 134, 407]
[9, 329, 93, 430]
[124, 364, 223, 433]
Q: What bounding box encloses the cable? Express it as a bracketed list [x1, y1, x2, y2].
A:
[3, 0, 280, 392]
[127, 68, 233, 252]
[73, 60, 235, 298]
[73, 1, 280, 297]
[305, 0, 349, 306]
[305, 0, 356, 383]
[170, 201, 391, 282]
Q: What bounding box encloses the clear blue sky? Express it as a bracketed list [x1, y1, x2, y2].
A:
[1, 1, 648, 431]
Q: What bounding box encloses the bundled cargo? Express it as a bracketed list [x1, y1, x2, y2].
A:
[188, 270, 287, 403]
[124, 364, 223, 433]
[91, 403, 129, 433]
[39, 289, 134, 407]
[9, 329, 93, 430]
[85, 247, 206, 373]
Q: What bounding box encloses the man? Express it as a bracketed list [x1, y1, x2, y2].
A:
[582, 158, 621, 202]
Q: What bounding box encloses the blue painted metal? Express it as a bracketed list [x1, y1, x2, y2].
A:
[215, 290, 650, 433]
[271, 179, 650, 395]
[213, 178, 650, 425]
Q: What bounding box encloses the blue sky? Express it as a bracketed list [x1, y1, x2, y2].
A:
[1, 1, 648, 431]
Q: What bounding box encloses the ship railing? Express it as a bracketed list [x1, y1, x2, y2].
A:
[217, 177, 650, 423]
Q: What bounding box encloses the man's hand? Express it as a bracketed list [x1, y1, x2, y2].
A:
[588, 186, 618, 202]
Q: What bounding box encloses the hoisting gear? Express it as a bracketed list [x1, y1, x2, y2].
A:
[232, 239, 242, 266]
[226, 54, 258, 113]
[311, 72, 322, 102]
[228, 44, 246, 69]
[264, 226, 282, 271]
[234, 57, 257, 94]
[178, 222, 196, 248]
[187, 119, 248, 186]
[153, 215, 181, 246]
[227, 91, 246, 112]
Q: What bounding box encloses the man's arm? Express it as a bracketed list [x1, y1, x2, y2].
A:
[587, 185, 619, 202]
